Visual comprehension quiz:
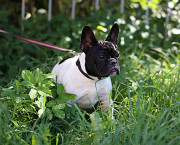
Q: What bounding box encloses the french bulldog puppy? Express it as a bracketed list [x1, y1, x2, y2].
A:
[52, 23, 119, 114]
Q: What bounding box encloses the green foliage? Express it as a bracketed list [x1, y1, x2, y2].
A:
[90, 112, 104, 144]
[0, 0, 180, 86]
[0, 68, 77, 144]
[1, 68, 76, 122]
[0, 0, 180, 144]
[1, 52, 180, 144]
[131, 0, 161, 9]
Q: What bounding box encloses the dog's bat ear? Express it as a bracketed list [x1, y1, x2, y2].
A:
[105, 23, 119, 47]
[80, 26, 98, 52]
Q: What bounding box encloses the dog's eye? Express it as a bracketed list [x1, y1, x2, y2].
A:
[99, 54, 105, 59]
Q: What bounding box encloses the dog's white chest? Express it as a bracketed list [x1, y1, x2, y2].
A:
[64, 75, 112, 108]
[51, 53, 112, 109]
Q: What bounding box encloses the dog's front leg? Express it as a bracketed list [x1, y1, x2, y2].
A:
[101, 98, 114, 119]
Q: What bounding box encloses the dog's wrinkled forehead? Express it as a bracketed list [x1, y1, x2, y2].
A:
[98, 40, 116, 50]
[98, 40, 119, 57]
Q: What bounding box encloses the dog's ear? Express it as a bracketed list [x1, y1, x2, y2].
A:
[80, 26, 98, 52]
[105, 23, 119, 47]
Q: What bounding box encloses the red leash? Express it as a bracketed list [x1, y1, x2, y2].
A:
[0, 29, 79, 55]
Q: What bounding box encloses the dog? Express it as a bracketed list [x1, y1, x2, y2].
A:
[51, 23, 119, 114]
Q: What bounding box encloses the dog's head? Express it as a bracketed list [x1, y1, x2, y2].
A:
[80, 23, 120, 78]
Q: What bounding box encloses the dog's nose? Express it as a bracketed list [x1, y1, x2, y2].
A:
[115, 52, 119, 58]
[110, 60, 116, 66]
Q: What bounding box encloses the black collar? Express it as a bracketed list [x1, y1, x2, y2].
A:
[76, 58, 94, 80]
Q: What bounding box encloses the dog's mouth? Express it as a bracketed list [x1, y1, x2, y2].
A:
[94, 63, 120, 78]
[109, 66, 120, 76]
[102, 66, 120, 77]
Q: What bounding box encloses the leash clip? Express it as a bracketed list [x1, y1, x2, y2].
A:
[69, 51, 80, 56]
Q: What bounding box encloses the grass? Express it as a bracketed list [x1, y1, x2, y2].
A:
[0, 9, 180, 144]
[0, 46, 180, 145]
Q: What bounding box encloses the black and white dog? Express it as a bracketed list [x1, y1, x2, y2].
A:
[52, 23, 119, 114]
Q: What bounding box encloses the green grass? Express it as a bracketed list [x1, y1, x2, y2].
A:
[0, 49, 180, 144]
[0, 8, 180, 144]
